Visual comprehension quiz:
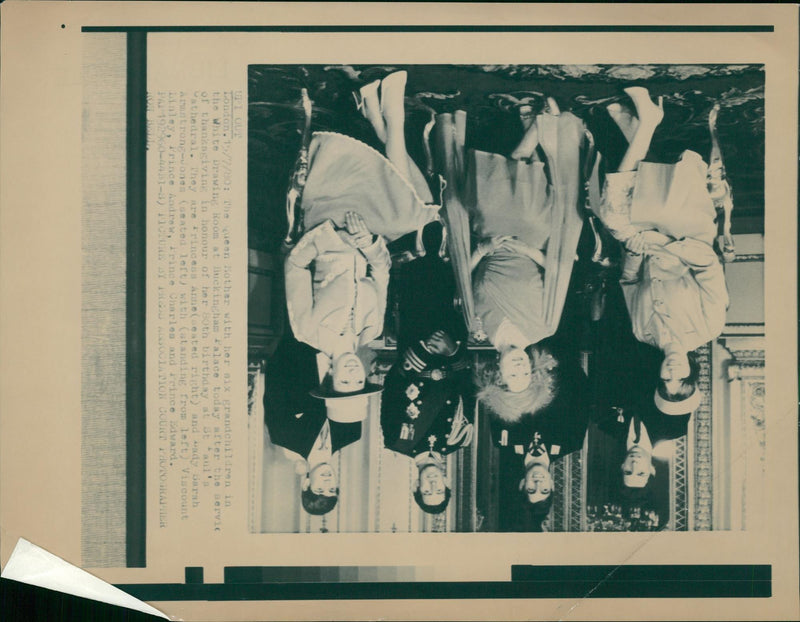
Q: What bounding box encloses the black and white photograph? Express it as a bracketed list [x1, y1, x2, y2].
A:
[2, 3, 798, 621]
[247, 63, 766, 534]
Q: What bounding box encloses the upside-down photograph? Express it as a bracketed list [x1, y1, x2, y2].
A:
[3, 0, 800, 619]
[246, 63, 765, 534]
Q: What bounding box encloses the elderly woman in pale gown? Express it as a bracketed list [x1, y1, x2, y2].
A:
[592, 86, 730, 416]
[434, 101, 591, 422]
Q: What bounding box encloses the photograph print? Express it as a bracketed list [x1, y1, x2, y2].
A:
[246, 63, 765, 535]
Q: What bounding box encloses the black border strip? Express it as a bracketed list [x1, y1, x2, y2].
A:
[83, 25, 774, 33]
[126, 30, 148, 569]
[115, 564, 771, 600]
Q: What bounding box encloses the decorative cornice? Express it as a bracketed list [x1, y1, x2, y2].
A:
[718, 336, 766, 380]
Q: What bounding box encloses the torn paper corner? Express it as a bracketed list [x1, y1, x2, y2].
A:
[1, 538, 171, 620]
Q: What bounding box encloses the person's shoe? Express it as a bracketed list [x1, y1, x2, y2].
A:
[354, 80, 386, 142]
[606, 101, 639, 143]
[353, 80, 379, 117]
[708, 102, 720, 133]
[624, 86, 663, 127]
[510, 120, 539, 161]
[518, 104, 535, 130]
[716, 233, 736, 263]
[380, 70, 408, 124]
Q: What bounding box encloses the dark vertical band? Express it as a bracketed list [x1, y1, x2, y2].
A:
[126, 30, 147, 568]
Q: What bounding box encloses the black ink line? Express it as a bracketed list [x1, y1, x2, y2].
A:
[82, 25, 774, 34]
[126, 30, 147, 569]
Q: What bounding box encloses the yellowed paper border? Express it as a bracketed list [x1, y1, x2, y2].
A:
[1, 3, 797, 621]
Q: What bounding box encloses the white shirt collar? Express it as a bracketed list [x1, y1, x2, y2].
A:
[627, 417, 653, 453]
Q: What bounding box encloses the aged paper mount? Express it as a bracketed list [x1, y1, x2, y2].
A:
[1, 3, 797, 621]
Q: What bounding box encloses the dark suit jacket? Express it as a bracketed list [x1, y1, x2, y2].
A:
[599, 407, 690, 449]
[380, 243, 474, 457]
[392, 240, 469, 349]
[591, 280, 692, 441]
[263, 335, 361, 459]
[381, 341, 472, 457]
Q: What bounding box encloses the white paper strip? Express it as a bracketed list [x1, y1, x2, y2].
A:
[1, 538, 170, 619]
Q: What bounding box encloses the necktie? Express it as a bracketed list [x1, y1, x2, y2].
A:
[318, 421, 330, 451]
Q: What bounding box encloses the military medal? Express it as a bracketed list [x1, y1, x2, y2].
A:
[405, 383, 420, 400]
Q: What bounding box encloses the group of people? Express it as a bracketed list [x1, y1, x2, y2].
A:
[262, 70, 732, 528]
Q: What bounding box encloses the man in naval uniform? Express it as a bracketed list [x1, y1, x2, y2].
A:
[380, 221, 475, 515]
[381, 329, 473, 514]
